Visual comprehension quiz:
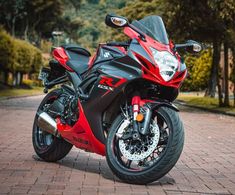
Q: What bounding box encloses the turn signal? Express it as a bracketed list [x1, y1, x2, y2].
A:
[136, 113, 144, 122]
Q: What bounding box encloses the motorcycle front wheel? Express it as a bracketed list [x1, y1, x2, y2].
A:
[106, 106, 184, 184]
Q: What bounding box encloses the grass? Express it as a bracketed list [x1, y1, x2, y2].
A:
[0, 87, 44, 98]
[177, 93, 235, 114]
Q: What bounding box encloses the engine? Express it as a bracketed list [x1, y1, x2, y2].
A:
[46, 88, 79, 126]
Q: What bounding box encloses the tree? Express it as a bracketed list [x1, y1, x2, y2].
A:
[24, 0, 65, 44]
[0, 0, 68, 45]
[116, 0, 235, 106]
[160, 0, 226, 99]
[0, 0, 26, 37]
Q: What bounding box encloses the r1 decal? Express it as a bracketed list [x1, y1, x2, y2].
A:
[98, 76, 127, 92]
[99, 77, 114, 87]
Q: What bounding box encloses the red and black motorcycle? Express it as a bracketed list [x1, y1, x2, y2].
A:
[33, 14, 202, 184]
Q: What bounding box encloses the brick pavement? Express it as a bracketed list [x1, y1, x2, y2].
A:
[0, 95, 234, 195]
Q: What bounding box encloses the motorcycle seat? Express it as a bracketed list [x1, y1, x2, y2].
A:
[62, 44, 90, 75]
[62, 44, 91, 57]
[66, 59, 89, 75]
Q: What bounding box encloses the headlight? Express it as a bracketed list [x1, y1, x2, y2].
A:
[150, 47, 178, 81]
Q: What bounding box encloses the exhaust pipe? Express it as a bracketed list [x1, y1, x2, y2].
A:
[37, 112, 58, 137]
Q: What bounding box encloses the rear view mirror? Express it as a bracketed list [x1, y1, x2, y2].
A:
[186, 40, 202, 53]
[175, 40, 203, 53]
[105, 13, 129, 28]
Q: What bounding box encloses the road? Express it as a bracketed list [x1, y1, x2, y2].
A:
[0, 95, 234, 195]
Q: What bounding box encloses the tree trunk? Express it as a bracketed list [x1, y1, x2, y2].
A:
[223, 42, 229, 107]
[205, 39, 220, 97]
[12, 16, 16, 37]
[216, 43, 223, 106]
[12, 72, 17, 86]
[232, 48, 235, 107]
[234, 85, 235, 108]
[16, 72, 21, 86]
[24, 19, 29, 41]
[19, 72, 23, 86]
[3, 70, 9, 85]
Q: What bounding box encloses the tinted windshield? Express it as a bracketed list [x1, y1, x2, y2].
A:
[132, 15, 169, 45]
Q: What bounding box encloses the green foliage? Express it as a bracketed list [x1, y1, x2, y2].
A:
[32, 48, 43, 73]
[182, 50, 212, 91]
[62, 0, 128, 50]
[0, 87, 43, 98]
[0, 28, 15, 71]
[119, 0, 161, 20]
[0, 27, 42, 75]
[41, 40, 52, 53]
[178, 94, 235, 113]
[14, 39, 33, 73]
[0, 0, 68, 42]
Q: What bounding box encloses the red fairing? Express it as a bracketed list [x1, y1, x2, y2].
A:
[57, 100, 105, 156]
[132, 96, 141, 106]
[123, 27, 187, 88]
[52, 47, 74, 72]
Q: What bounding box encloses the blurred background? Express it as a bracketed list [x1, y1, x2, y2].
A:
[0, 0, 235, 112]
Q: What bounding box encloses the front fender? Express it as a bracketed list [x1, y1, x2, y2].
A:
[148, 100, 179, 112]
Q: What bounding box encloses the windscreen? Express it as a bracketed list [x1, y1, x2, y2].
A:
[132, 15, 169, 45]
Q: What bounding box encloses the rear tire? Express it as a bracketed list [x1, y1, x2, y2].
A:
[106, 106, 184, 184]
[32, 89, 73, 162]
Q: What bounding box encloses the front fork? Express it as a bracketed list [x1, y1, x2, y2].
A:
[131, 96, 152, 136]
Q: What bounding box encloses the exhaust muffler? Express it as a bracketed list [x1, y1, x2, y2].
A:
[37, 112, 58, 137]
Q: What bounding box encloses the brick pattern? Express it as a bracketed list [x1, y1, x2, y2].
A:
[0, 96, 234, 194]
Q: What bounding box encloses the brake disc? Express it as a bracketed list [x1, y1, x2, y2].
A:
[118, 120, 160, 161]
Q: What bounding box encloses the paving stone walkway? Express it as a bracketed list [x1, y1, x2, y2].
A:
[0, 95, 234, 195]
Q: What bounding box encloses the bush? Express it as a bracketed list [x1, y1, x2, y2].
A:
[22, 79, 41, 87]
[181, 49, 212, 91]
[14, 39, 33, 73]
[0, 27, 43, 86]
[0, 27, 15, 72]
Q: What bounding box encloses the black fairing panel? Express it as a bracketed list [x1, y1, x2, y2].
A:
[81, 56, 143, 143]
[129, 39, 154, 65]
[93, 45, 125, 65]
[62, 44, 90, 76]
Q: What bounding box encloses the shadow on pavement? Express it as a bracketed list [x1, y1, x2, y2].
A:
[32, 154, 175, 186]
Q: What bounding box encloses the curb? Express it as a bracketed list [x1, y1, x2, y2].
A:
[175, 100, 235, 117]
[0, 93, 44, 101]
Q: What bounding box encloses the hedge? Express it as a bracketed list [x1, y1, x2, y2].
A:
[0, 27, 43, 85]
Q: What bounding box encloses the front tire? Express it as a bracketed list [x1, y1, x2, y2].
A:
[106, 107, 184, 184]
[32, 89, 73, 162]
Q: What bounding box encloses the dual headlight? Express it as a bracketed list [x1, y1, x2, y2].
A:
[150, 47, 178, 82]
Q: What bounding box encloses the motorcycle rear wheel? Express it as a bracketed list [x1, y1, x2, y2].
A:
[106, 106, 184, 184]
[32, 89, 73, 162]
